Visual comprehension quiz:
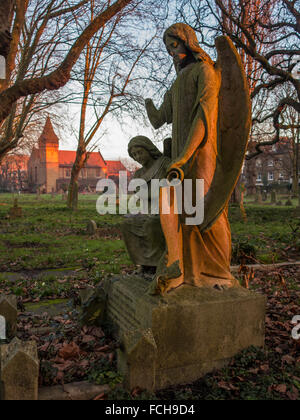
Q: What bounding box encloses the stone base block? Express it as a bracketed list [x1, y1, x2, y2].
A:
[104, 276, 266, 391]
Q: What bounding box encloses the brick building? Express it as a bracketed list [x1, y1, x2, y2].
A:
[27, 117, 129, 193]
[242, 138, 299, 193]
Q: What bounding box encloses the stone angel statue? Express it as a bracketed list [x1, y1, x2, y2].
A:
[121, 136, 171, 275]
[145, 23, 251, 295]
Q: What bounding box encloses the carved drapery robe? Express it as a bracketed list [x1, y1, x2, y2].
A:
[149, 60, 236, 291]
[121, 155, 170, 267]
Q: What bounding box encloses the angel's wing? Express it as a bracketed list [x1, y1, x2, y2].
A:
[200, 35, 251, 232]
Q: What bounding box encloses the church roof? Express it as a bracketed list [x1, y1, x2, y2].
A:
[105, 160, 128, 174]
[59, 151, 107, 168]
[38, 117, 59, 146]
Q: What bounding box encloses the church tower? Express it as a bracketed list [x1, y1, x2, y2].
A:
[38, 117, 59, 193]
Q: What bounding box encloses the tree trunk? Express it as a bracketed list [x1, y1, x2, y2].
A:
[0, 0, 13, 58]
[67, 150, 87, 210]
[292, 153, 298, 197]
[68, 178, 79, 211]
[230, 176, 242, 204]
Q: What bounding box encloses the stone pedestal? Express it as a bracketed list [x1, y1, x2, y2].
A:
[104, 276, 266, 391]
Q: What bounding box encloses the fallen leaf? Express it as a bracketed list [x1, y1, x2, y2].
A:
[58, 342, 80, 360]
[274, 384, 287, 394]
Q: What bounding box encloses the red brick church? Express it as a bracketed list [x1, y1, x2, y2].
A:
[27, 117, 129, 193]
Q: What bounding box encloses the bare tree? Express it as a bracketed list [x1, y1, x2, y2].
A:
[176, 0, 299, 157]
[0, 0, 135, 164]
[65, 0, 166, 209]
[214, 0, 300, 159]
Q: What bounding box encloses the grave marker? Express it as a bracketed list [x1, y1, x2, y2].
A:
[0, 338, 39, 400]
[0, 295, 17, 339]
[87, 220, 97, 236]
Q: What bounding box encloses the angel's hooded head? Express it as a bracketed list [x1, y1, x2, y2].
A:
[128, 136, 162, 168]
[163, 23, 214, 72]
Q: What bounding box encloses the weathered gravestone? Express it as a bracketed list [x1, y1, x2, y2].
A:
[87, 220, 97, 236]
[8, 199, 22, 219]
[0, 295, 17, 339]
[0, 338, 39, 400]
[100, 24, 266, 391]
[262, 191, 268, 202]
[271, 191, 277, 204]
[255, 191, 263, 204]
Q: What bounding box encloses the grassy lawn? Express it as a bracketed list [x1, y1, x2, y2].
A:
[0, 193, 298, 274]
[0, 193, 129, 273]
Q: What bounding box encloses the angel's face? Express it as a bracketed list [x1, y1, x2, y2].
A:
[165, 35, 188, 67]
[130, 146, 153, 168]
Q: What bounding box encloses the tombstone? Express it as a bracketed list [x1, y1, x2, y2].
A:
[262, 191, 268, 202]
[285, 196, 293, 206]
[0, 338, 39, 400]
[62, 191, 67, 201]
[36, 188, 41, 200]
[271, 191, 277, 204]
[255, 191, 262, 204]
[277, 201, 282, 206]
[51, 188, 55, 199]
[8, 199, 22, 219]
[87, 220, 97, 236]
[0, 295, 17, 339]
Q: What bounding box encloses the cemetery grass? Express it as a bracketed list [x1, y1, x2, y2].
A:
[0, 194, 298, 276]
[0, 194, 299, 400]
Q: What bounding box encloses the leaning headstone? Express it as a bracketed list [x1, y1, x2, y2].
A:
[87, 220, 97, 236]
[271, 191, 277, 204]
[0, 295, 17, 339]
[0, 338, 39, 400]
[8, 199, 22, 219]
